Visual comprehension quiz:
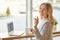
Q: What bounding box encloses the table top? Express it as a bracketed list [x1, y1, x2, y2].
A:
[1, 31, 60, 40]
[1, 32, 34, 40]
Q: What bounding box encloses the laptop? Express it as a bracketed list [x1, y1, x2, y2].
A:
[7, 22, 24, 36]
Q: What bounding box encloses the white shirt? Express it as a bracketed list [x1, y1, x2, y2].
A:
[37, 18, 49, 35]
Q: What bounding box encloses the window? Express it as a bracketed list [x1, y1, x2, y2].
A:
[0, 0, 26, 32]
[0, 0, 26, 16]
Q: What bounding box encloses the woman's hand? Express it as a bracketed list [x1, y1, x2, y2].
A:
[34, 17, 39, 27]
[30, 28, 33, 32]
[30, 28, 34, 34]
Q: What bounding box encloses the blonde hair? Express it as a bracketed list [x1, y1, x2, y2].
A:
[40, 3, 54, 25]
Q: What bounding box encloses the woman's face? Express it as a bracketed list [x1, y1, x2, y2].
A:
[39, 5, 48, 18]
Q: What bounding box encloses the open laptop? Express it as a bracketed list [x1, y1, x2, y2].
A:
[7, 22, 24, 36]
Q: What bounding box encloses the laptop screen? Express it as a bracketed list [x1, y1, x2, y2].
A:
[7, 22, 14, 33]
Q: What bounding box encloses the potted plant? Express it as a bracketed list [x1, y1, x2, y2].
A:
[6, 7, 10, 16]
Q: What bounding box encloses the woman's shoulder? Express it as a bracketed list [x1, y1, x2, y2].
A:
[43, 18, 49, 24]
[44, 19, 53, 27]
[43, 19, 53, 27]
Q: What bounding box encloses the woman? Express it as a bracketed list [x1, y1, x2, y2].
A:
[30, 3, 54, 40]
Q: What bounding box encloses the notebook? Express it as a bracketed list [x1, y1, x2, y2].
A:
[7, 22, 24, 36]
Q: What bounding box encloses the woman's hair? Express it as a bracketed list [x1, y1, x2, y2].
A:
[40, 3, 54, 25]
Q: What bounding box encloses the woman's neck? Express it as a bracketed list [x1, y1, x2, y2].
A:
[42, 16, 48, 19]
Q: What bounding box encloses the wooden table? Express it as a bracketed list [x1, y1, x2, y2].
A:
[1, 32, 60, 40]
[53, 31, 60, 37]
[2, 33, 34, 40]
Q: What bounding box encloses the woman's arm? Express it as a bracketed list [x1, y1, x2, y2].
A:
[40, 22, 52, 40]
[33, 25, 41, 39]
[34, 21, 52, 40]
[33, 17, 42, 38]
[30, 26, 41, 39]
